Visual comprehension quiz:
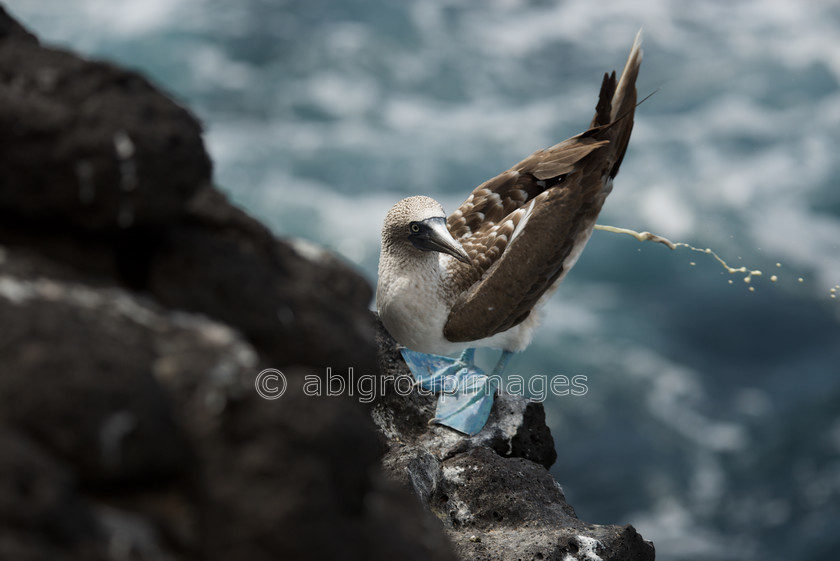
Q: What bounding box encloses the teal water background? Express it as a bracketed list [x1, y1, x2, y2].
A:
[7, 1, 840, 558]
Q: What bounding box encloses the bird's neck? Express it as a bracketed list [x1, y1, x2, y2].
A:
[378, 244, 444, 290]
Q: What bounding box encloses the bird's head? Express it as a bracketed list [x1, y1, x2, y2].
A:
[381, 196, 470, 264]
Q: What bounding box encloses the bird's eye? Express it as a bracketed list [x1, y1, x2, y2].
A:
[410, 223, 421, 233]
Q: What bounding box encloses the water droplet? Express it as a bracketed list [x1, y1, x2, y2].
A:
[594, 224, 764, 292]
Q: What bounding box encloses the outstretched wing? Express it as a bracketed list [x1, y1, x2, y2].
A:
[443, 32, 642, 343]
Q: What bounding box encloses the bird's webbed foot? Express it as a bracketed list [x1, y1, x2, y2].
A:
[400, 348, 497, 436]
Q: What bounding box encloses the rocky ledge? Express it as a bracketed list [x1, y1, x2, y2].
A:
[371, 316, 654, 560]
[0, 7, 653, 561]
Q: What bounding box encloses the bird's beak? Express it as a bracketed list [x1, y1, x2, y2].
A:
[412, 217, 471, 264]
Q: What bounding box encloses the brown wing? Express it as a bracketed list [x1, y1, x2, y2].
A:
[443, 33, 642, 343]
[445, 136, 609, 290]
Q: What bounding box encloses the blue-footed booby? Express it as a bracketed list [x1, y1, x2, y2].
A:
[377, 32, 643, 435]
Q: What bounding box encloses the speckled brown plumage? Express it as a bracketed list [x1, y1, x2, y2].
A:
[442, 33, 643, 343]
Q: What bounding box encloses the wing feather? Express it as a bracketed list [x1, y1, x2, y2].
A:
[442, 33, 642, 343]
[443, 148, 607, 342]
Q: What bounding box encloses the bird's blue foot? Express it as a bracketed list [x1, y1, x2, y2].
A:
[400, 348, 497, 436]
[400, 348, 469, 393]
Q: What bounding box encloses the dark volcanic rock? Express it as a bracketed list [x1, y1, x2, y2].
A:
[0, 248, 250, 560]
[0, 6, 210, 232]
[437, 449, 652, 560]
[0, 429, 102, 559]
[184, 373, 454, 561]
[0, 9, 453, 561]
[0, 246, 455, 561]
[0, 273, 191, 486]
[147, 185, 376, 371]
[0, 4, 375, 371]
[372, 314, 656, 561]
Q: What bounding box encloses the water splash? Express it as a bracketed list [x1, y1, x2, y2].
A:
[595, 224, 765, 290]
[596, 226, 839, 299]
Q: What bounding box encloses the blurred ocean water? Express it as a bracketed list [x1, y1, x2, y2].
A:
[6, 1, 840, 559]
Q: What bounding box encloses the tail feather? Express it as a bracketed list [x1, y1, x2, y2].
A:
[590, 29, 643, 178]
[612, 29, 644, 123]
